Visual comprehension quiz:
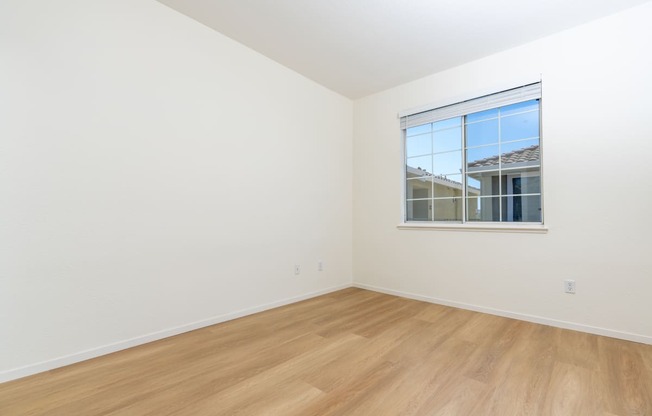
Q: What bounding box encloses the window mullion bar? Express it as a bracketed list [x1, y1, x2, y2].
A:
[539, 98, 544, 224]
[430, 124, 435, 221]
[461, 116, 466, 224]
[498, 108, 502, 222]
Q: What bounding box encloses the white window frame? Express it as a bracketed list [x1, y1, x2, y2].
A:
[398, 81, 548, 233]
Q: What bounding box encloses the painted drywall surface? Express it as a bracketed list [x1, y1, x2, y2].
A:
[0, 0, 352, 375]
[353, 2, 652, 339]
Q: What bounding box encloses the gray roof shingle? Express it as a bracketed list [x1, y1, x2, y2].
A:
[467, 144, 539, 168]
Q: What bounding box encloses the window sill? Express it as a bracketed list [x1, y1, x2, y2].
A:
[397, 222, 548, 233]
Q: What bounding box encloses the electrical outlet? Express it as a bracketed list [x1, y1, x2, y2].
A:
[564, 279, 576, 294]
[318, 261, 323, 272]
[294, 265, 301, 275]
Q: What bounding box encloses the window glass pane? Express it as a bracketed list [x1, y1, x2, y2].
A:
[406, 133, 431, 158]
[501, 110, 539, 141]
[505, 172, 541, 195]
[500, 140, 539, 167]
[433, 174, 463, 198]
[433, 127, 462, 153]
[467, 145, 499, 171]
[407, 166, 431, 180]
[432, 151, 462, 175]
[505, 195, 541, 222]
[467, 108, 499, 123]
[433, 117, 461, 131]
[466, 118, 499, 147]
[466, 196, 500, 221]
[466, 176, 482, 197]
[466, 173, 500, 197]
[406, 155, 432, 174]
[501, 99, 539, 117]
[466, 197, 481, 221]
[406, 124, 431, 137]
[433, 198, 462, 221]
[407, 200, 432, 221]
[406, 178, 432, 199]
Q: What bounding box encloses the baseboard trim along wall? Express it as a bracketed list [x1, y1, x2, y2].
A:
[5, 281, 649, 383]
[0, 284, 351, 384]
[354, 283, 652, 346]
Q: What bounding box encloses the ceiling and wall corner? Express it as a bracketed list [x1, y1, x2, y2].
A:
[156, 0, 651, 98]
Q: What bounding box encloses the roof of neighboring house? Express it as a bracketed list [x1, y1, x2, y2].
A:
[467, 144, 539, 168]
[408, 167, 462, 185]
[406, 167, 480, 194]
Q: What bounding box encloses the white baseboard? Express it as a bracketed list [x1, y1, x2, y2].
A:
[354, 282, 652, 345]
[0, 283, 352, 384]
[5, 282, 649, 384]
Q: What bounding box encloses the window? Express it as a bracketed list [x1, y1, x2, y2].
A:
[402, 83, 542, 224]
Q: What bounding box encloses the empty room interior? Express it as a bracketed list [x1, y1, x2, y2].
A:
[2, 0, 652, 414]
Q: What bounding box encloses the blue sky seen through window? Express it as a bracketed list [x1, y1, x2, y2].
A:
[406, 99, 540, 175]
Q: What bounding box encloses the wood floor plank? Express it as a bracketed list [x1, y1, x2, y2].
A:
[454, 311, 511, 345]
[597, 336, 652, 416]
[382, 337, 480, 416]
[1, 288, 651, 415]
[310, 334, 478, 416]
[462, 318, 523, 384]
[541, 362, 602, 416]
[508, 323, 559, 415]
[555, 327, 600, 370]
[300, 360, 401, 416]
[135, 333, 366, 416]
[416, 377, 487, 416]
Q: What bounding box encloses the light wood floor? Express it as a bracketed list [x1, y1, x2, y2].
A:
[1, 288, 651, 415]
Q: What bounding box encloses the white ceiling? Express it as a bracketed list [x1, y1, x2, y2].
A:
[156, 0, 650, 99]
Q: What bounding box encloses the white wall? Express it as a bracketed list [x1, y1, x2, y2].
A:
[353, 2, 652, 342]
[0, 0, 352, 381]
